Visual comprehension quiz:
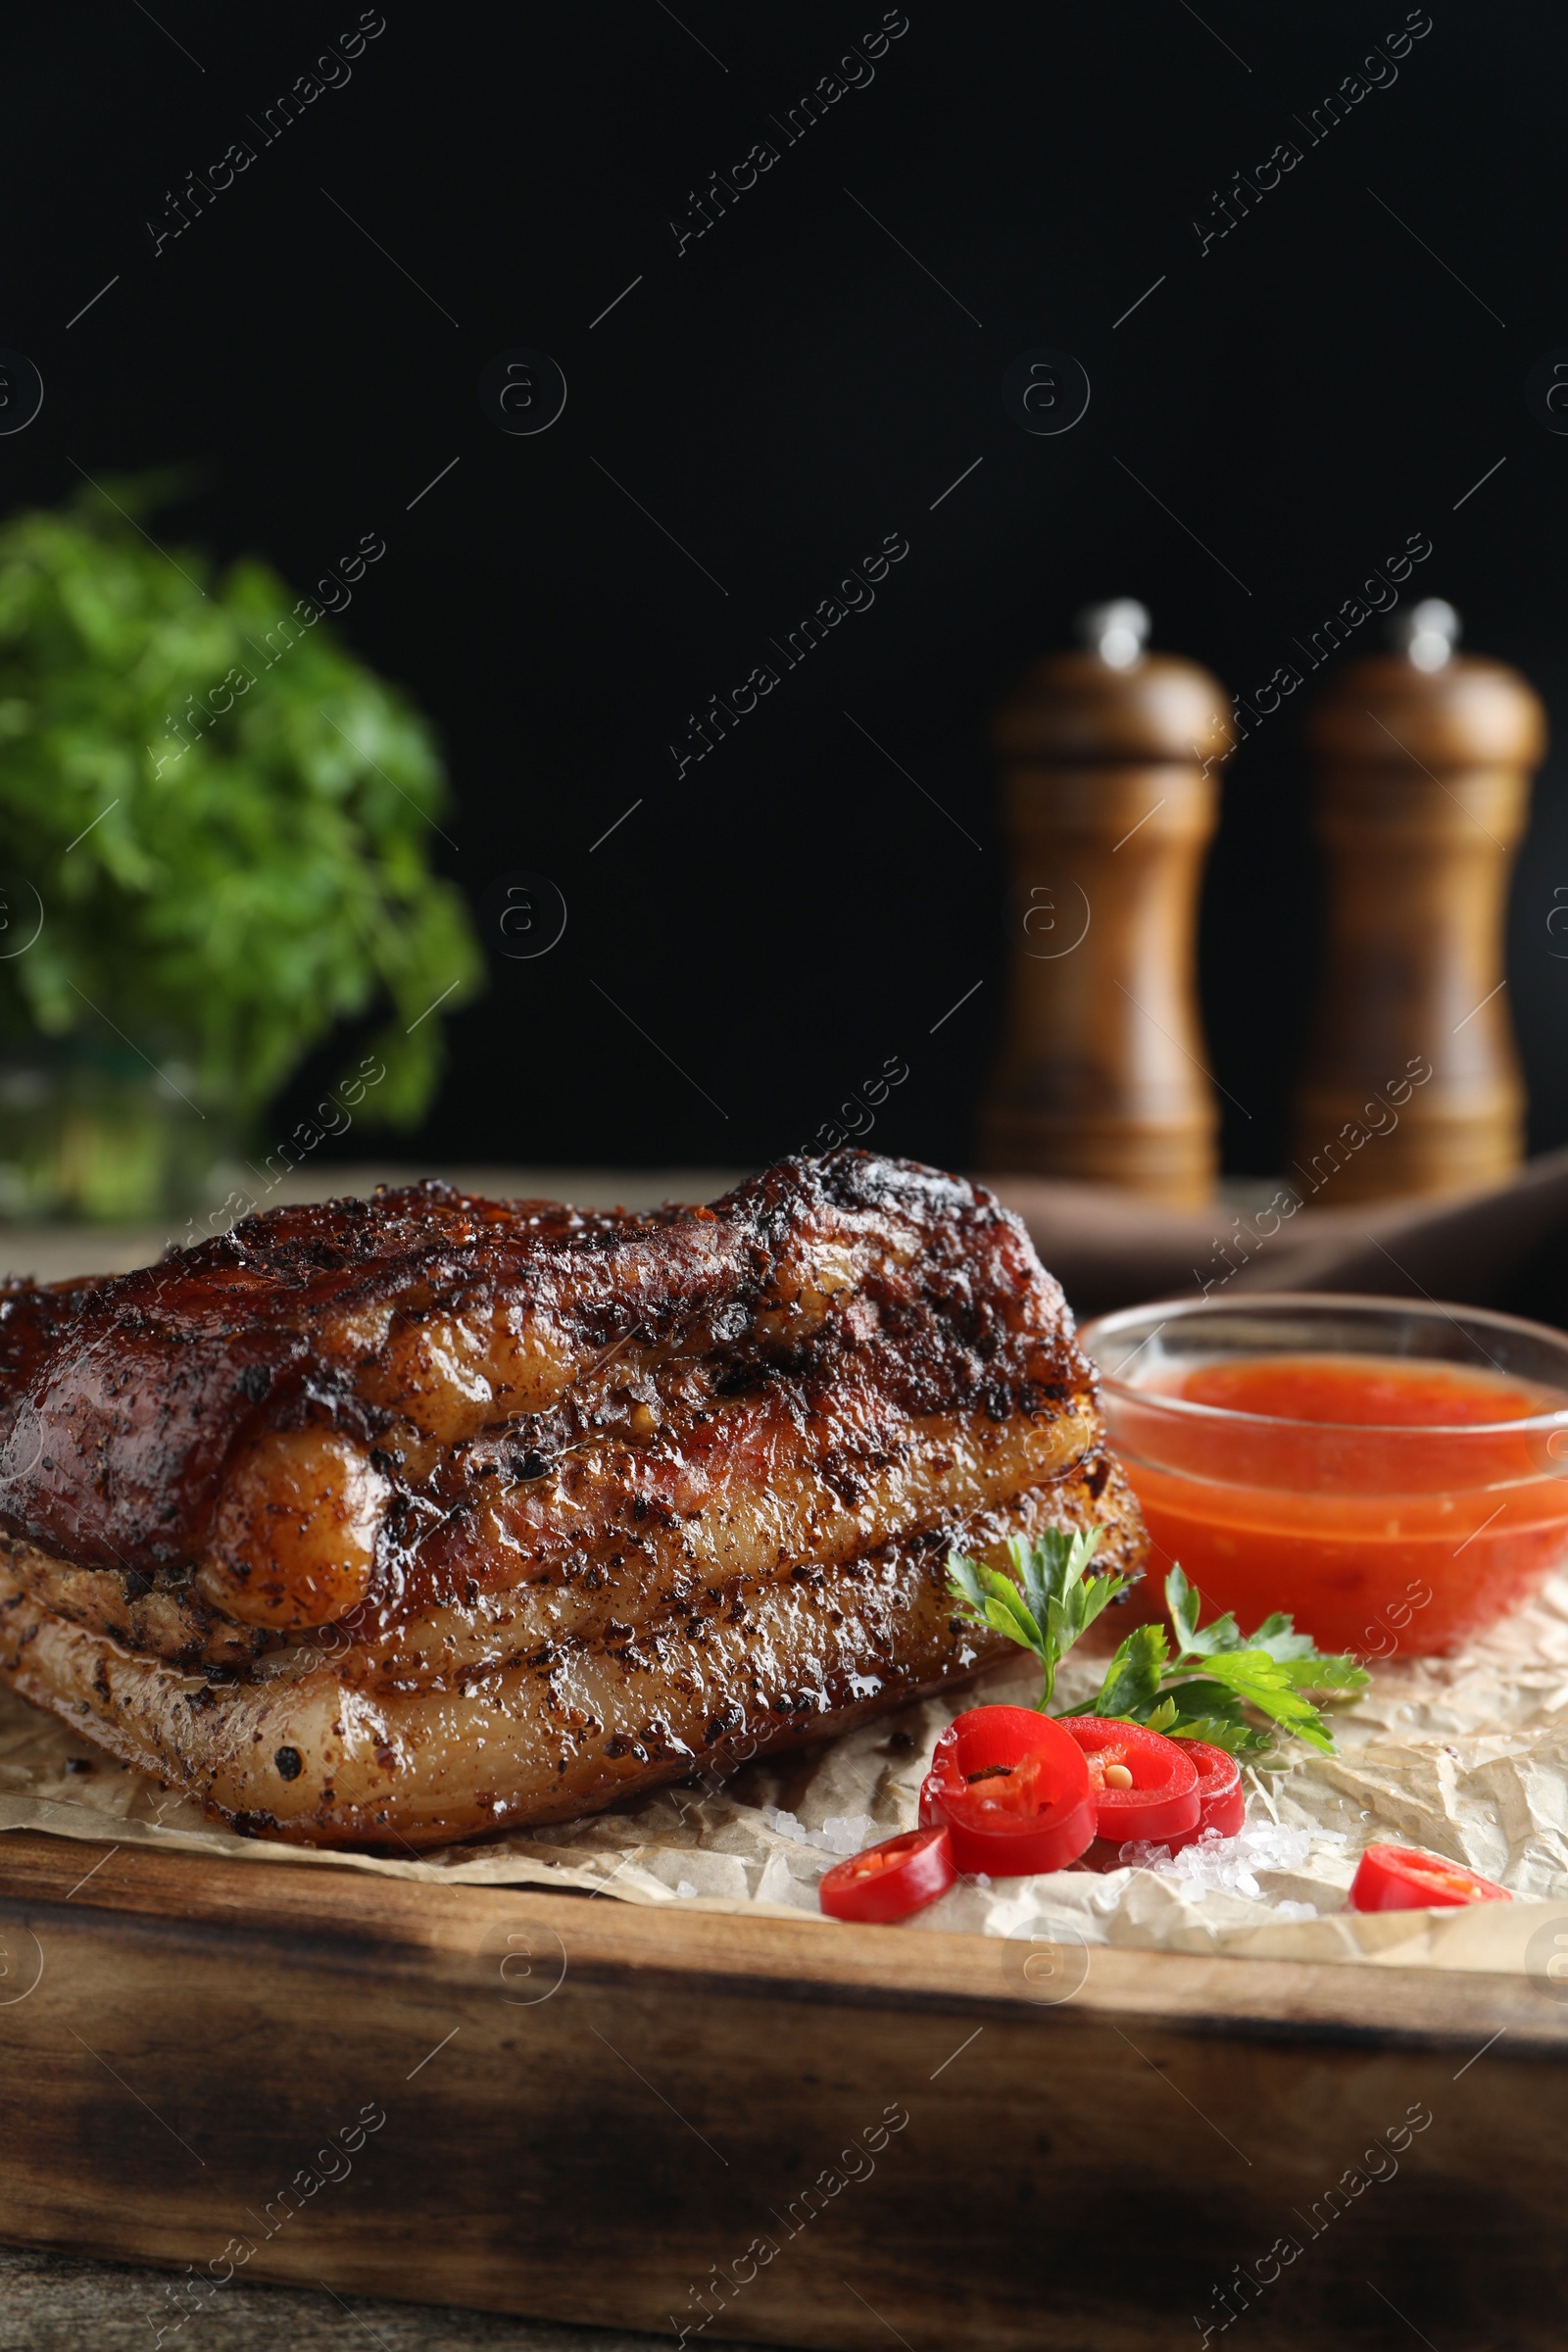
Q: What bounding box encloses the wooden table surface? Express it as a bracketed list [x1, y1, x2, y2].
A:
[6, 1825, 1566, 2351]
[0, 2241, 766, 2351]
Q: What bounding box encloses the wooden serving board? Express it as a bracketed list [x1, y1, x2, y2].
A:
[2, 1828, 1565, 2351]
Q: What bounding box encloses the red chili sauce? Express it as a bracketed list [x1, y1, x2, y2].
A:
[1109, 1352, 1568, 1655]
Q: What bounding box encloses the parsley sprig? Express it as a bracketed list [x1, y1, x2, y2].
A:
[947, 1538, 1368, 1757]
[947, 1526, 1134, 1711]
[1069, 1566, 1369, 1756]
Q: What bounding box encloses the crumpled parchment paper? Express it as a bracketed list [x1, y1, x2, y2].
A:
[7, 1576, 1568, 1977]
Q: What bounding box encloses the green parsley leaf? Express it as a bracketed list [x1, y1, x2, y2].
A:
[1164, 1565, 1203, 1654]
[1083, 1622, 1168, 1720]
[1245, 1611, 1321, 1662]
[947, 1524, 1137, 1710]
[1272, 1653, 1370, 1692]
[948, 1558, 1051, 1664]
[1164, 1564, 1244, 1655]
[1150, 1565, 1369, 1753]
[949, 1521, 1370, 1759]
[1165, 1714, 1274, 1758]
[1154, 1675, 1251, 1725]
[946, 1556, 989, 1613]
[1188, 1649, 1337, 1753]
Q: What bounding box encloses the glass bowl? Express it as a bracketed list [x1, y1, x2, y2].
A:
[1076, 1292, 1568, 1656]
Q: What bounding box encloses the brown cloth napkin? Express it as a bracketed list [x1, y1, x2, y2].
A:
[987, 1142, 1568, 1327]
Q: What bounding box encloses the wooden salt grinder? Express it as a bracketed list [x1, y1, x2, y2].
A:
[1292, 602, 1546, 1202]
[979, 603, 1230, 1207]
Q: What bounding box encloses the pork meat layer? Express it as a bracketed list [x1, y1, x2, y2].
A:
[0, 1151, 1145, 1846]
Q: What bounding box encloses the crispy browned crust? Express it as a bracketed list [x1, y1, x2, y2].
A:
[0, 1452, 1145, 1847]
[0, 1151, 1146, 1845]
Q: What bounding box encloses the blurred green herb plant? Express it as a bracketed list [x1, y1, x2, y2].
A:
[0, 477, 481, 1128]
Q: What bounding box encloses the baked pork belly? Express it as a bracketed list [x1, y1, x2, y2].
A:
[0, 1151, 1145, 1848]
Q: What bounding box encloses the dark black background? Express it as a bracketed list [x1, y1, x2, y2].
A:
[4, 0, 1564, 1177]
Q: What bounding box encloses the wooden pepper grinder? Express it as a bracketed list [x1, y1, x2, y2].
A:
[1291, 602, 1546, 1202]
[980, 602, 1229, 1207]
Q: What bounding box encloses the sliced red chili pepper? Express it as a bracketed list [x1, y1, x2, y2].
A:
[920, 1704, 1095, 1877]
[1163, 1740, 1246, 1851]
[1075, 1737, 1246, 1869]
[1062, 1717, 1200, 1844]
[1349, 1842, 1512, 1913]
[818, 1826, 956, 1924]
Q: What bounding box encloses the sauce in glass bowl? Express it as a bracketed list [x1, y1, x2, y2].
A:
[1076, 1297, 1568, 1656]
